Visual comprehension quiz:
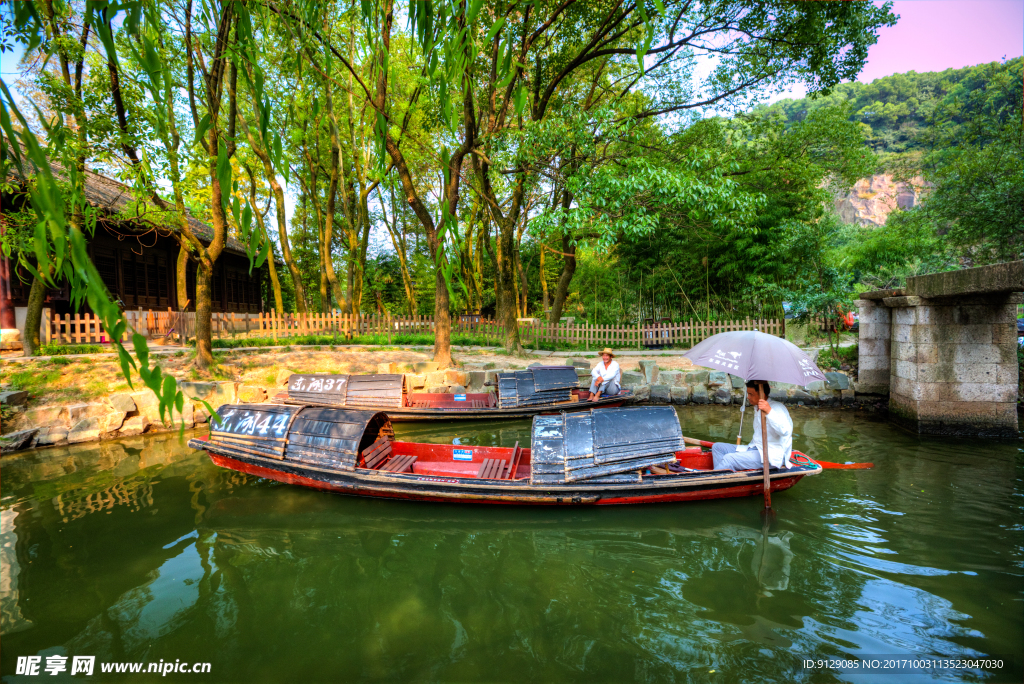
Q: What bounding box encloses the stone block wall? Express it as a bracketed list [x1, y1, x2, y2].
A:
[857, 261, 1023, 436]
[856, 296, 891, 394]
[886, 293, 1020, 436]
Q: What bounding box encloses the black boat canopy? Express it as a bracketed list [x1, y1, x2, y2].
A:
[498, 367, 579, 408]
[208, 404, 392, 470]
[531, 406, 682, 484]
[286, 374, 406, 408]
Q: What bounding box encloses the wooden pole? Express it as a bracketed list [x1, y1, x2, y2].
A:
[737, 388, 746, 446]
[759, 381, 771, 508]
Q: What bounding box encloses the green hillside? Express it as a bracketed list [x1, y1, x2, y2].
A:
[761, 57, 1023, 164]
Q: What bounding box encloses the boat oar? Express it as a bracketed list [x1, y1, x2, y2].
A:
[736, 390, 746, 445]
[681, 436, 874, 470]
[809, 459, 874, 470]
[758, 382, 771, 510]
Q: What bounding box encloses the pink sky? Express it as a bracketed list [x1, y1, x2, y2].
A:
[859, 0, 1024, 82]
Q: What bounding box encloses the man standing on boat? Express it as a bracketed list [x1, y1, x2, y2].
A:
[710, 382, 793, 471]
[589, 348, 621, 401]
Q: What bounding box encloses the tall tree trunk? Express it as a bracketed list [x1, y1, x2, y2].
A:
[245, 164, 284, 315]
[473, 221, 484, 313]
[320, 257, 329, 311]
[177, 243, 190, 309]
[482, 216, 499, 314]
[496, 220, 521, 353]
[517, 248, 528, 318]
[539, 241, 549, 314]
[549, 189, 576, 323]
[433, 269, 452, 368]
[253, 207, 284, 316]
[373, 0, 468, 367]
[22, 273, 46, 356]
[239, 111, 307, 313]
[381, 186, 417, 316]
[185, 5, 236, 370]
[323, 83, 346, 312]
[195, 260, 214, 366]
[266, 251, 284, 316]
[549, 231, 576, 323]
[352, 192, 374, 314]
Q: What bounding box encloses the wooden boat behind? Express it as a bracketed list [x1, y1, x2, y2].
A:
[271, 367, 632, 421]
[188, 404, 822, 506]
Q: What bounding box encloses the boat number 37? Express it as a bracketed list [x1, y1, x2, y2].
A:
[214, 409, 290, 437]
[289, 377, 347, 392]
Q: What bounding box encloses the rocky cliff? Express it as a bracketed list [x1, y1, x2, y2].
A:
[834, 174, 929, 227]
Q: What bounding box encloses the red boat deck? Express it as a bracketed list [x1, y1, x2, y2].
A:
[376, 441, 716, 479]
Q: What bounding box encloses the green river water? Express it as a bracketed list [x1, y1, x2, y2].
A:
[1, 406, 1021, 683]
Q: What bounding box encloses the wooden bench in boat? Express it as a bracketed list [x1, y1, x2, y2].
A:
[381, 454, 417, 473]
[477, 442, 522, 480]
[477, 458, 507, 479]
[361, 438, 392, 469]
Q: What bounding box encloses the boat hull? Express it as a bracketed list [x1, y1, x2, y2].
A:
[202, 447, 817, 506]
[276, 393, 631, 421]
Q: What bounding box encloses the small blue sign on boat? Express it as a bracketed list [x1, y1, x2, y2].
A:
[454, 394, 467, 401]
[453, 448, 473, 461]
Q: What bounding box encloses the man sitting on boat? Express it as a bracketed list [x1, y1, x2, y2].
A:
[589, 348, 621, 401]
[710, 382, 793, 471]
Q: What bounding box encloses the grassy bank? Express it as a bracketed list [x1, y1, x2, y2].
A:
[37, 343, 106, 356]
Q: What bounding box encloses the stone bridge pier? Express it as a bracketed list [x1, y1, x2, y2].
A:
[857, 261, 1022, 436]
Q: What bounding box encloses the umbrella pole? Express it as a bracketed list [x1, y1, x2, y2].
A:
[736, 390, 746, 445]
[759, 382, 771, 509]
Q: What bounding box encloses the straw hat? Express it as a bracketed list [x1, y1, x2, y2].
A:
[598, 348, 615, 358]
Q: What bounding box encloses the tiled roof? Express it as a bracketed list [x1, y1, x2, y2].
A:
[5, 147, 252, 257]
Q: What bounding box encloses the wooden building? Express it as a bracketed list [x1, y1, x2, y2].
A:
[1, 157, 268, 333]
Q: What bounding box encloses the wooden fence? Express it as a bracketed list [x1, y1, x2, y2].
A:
[519, 317, 784, 351]
[46, 309, 181, 345]
[44, 309, 786, 350]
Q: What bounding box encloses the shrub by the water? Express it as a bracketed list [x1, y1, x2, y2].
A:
[817, 343, 858, 371]
[38, 344, 104, 356]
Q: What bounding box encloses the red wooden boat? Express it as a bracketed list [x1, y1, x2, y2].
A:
[271, 368, 632, 421]
[187, 404, 822, 505]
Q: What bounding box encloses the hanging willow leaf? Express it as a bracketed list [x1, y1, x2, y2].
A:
[216, 141, 231, 209]
[514, 84, 528, 115]
[195, 112, 211, 146]
[484, 16, 505, 43]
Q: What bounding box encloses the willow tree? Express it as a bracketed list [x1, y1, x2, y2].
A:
[456, 0, 897, 350]
[2, 0, 274, 428]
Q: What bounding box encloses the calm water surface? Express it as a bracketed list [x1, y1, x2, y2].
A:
[1, 407, 1021, 683]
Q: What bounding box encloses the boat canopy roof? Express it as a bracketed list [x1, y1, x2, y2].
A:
[286, 374, 406, 408]
[531, 406, 683, 484]
[498, 366, 578, 408]
[209, 404, 392, 471]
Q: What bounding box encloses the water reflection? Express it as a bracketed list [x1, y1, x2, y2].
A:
[0, 408, 1021, 682]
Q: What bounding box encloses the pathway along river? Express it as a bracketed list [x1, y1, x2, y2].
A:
[1, 407, 1021, 682]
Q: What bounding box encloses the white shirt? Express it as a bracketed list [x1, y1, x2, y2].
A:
[591, 360, 621, 387]
[739, 399, 793, 468]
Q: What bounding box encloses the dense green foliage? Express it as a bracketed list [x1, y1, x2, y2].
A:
[762, 57, 1023, 162]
